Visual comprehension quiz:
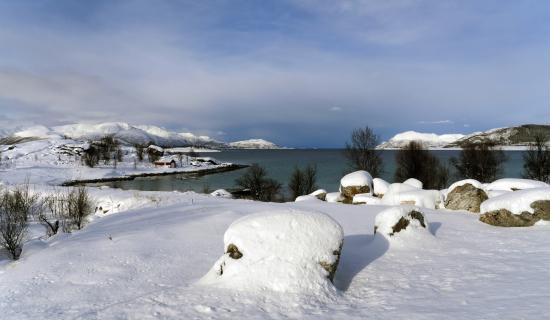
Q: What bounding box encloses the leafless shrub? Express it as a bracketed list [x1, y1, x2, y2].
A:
[235, 164, 282, 202]
[0, 183, 40, 260]
[65, 187, 94, 230]
[451, 142, 507, 183]
[288, 164, 318, 199]
[394, 141, 449, 189]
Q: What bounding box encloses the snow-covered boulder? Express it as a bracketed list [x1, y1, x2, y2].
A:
[403, 178, 423, 189]
[479, 188, 550, 227]
[444, 181, 488, 213]
[486, 178, 549, 192]
[381, 183, 441, 209]
[310, 189, 327, 201]
[446, 179, 484, 196]
[340, 170, 373, 199]
[352, 193, 382, 205]
[373, 178, 390, 197]
[325, 192, 344, 203]
[374, 207, 429, 238]
[200, 210, 344, 294]
[210, 189, 233, 199]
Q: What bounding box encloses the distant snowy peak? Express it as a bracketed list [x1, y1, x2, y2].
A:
[2, 122, 280, 149]
[228, 139, 281, 149]
[377, 131, 465, 149]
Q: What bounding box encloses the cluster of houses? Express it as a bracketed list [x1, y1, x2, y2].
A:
[151, 145, 221, 169]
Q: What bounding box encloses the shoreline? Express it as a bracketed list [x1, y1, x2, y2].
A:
[61, 163, 249, 186]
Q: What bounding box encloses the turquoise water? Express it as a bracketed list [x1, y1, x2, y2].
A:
[95, 149, 527, 195]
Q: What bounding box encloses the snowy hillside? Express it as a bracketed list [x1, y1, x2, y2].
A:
[448, 124, 550, 148]
[377, 131, 465, 149]
[0, 122, 282, 149]
[228, 138, 280, 149]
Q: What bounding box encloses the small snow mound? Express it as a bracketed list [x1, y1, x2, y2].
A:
[325, 192, 344, 203]
[480, 187, 550, 215]
[373, 178, 390, 196]
[403, 178, 423, 189]
[352, 193, 382, 205]
[310, 189, 327, 200]
[486, 178, 549, 192]
[200, 210, 344, 295]
[374, 206, 430, 239]
[382, 183, 443, 209]
[295, 195, 321, 202]
[210, 189, 233, 199]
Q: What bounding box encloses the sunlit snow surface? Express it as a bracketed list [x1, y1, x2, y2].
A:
[1, 189, 550, 319]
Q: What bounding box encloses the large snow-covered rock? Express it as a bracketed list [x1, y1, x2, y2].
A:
[479, 188, 550, 227]
[485, 178, 549, 192]
[200, 210, 344, 294]
[374, 207, 429, 238]
[444, 182, 488, 213]
[480, 188, 550, 215]
[340, 170, 373, 199]
[446, 179, 484, 195]
[372, 178, 390, 197]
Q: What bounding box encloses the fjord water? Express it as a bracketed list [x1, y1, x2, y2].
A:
[96, 149, 527, 195]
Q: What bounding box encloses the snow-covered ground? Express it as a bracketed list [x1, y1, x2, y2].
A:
[0, 138, 233, 186]
[1, 189, 550, 319]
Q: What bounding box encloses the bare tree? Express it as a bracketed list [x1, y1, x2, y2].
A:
[523, 134, 550, 183]
[344, 127, 383, 177]
[288, 164, 318, 199]
[394, 141, 449, 189]
[451, 142, 507, 183]
[235, 164, 282, 202]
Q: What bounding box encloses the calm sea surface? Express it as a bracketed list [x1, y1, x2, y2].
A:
[94, 150, 527, 195]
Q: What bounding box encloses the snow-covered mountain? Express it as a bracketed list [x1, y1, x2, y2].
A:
[377, 131, 465, 149]
[228, 139, 280, 149]
[378, 124, 550, 149]
[0, 122, 281, 149]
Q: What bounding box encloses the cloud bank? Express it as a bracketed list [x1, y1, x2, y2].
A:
[1, 0, 549, 147]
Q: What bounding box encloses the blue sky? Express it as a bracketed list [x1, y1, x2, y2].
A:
[1, 0, 549, 147]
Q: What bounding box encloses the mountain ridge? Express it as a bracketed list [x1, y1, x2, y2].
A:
[0, 122, 282, 149]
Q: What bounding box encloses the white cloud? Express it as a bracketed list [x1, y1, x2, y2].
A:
[329, 106, 343, 112]
[417, 120, 453, 124]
